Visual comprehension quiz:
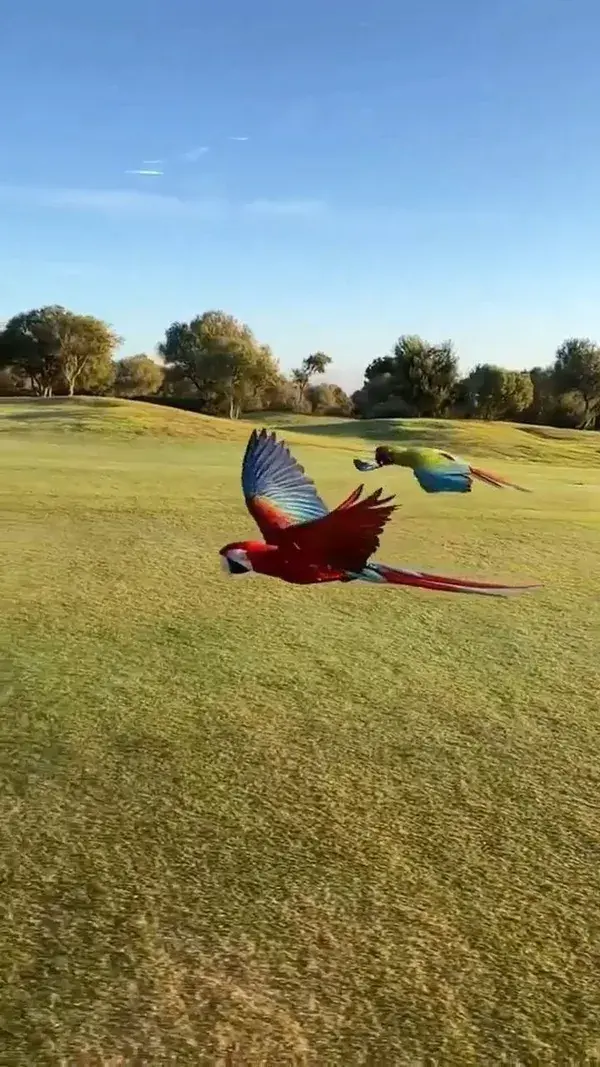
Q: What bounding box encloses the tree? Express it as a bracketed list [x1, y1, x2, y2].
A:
[502, 370, 534, 419]
[261, 375, 307, 412]
[352, 372, 411, 419]
[161, 363, 203, 400]
[305, 381, 354, 416]
[115, 354, 164, 397]
[158, 310, 279, 418]
[291, 351, 332, 402]
[523, 366, 584, 428]
[392, 335, 459, 417]
[364, 355, 395, 381]
[356, 336, 458, 419]
[553, 338, 600, 428]
[462, 364, 507, 419]
[460, 364, 533, 421]
[0, 305, 120, 397]
[0, 307, 63, 396]
[59, 312, 121, 396]
[0, 365, 28, 396]
[77, 354, 117, 396]
[526, 367, 554, 424]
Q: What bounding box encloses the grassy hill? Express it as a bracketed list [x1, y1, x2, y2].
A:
[1, 399, 600, 1063]
[3, 395, 600, 467]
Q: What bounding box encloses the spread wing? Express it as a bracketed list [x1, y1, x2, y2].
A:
[441, 450, 530, 492]
[241, 428, 329, 541]
[278, 486, 397, 572]
[413, 452, 471, 493]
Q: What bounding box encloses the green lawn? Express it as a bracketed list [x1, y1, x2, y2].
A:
[2, 399, 600, 1064]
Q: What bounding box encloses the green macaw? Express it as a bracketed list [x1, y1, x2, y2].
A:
[353, 445, 530, 494]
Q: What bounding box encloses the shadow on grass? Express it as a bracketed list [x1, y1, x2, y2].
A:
[517, 424, 586, 442]
[2, 400, 121, 423]
[4, 409, 90, 422]
[276, 418, 458, 446]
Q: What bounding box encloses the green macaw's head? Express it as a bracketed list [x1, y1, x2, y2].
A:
[375, 445, 414, 468]
[374, 445, 394, 467]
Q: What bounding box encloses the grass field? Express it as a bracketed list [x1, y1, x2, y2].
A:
[2, 398, 600, 1065]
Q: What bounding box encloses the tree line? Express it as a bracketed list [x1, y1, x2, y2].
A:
[0, 305, 353, 418]
[1, 303, 599, 429]
[353, 335, 600, 429]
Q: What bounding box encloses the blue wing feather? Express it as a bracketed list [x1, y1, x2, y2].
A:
[242, 429, 329, 529]
[414, 461, 472, 494]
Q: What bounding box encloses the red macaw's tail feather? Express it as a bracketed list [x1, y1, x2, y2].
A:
[468, 465, 531, 492]
[365, 562, 541, 598]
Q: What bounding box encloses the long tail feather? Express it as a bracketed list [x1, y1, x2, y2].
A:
[468, 465, 531, 492]
[364, 562, 541, 598]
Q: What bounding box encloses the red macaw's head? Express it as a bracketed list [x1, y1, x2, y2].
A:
[374, 445, 393, 467]
[219, 540, 275, 577]
[219, 542, 257, 577]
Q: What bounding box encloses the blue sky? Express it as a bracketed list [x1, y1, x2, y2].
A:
[2, 0, 600, 390]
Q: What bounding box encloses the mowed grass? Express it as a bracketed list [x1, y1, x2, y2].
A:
[2, 399, 600, 1065]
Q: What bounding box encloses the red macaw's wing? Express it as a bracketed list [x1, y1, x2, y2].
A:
[278, 486, 397, 573]
[241, 428, 330, 541]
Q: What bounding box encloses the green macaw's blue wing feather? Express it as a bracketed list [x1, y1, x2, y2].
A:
[414, 460, 472, 494]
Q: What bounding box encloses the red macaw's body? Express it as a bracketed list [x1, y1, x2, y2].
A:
[219, 429, 541, 598]
[223, 540, 353, 584]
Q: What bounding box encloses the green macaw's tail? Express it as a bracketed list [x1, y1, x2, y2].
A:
[468, 465, 531, 492]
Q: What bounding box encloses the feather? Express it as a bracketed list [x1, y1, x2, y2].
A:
[364, 562, 541, 597]
[278, 486, 397, 573]
[242, 428, 329, 540]
[413, 465, 472, 494]
[468, 465, 531, 492]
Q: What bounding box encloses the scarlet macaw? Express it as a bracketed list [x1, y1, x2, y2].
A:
[219, 429, 540, 596]
[353, 445, 530, 494]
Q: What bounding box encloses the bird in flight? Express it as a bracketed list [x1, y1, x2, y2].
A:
[353, 445, 530, 495]
[219, 430, 540, 596]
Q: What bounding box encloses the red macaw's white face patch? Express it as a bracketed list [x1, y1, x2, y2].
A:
[220, 547, 259, 577]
